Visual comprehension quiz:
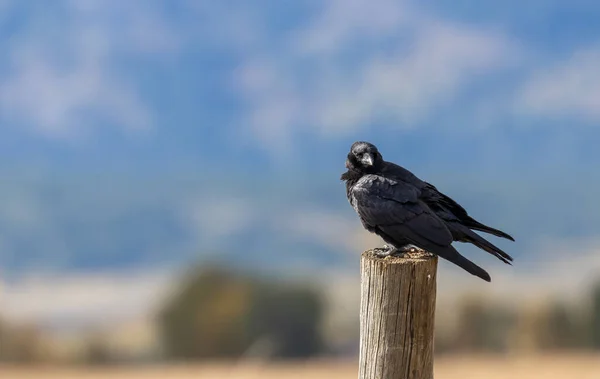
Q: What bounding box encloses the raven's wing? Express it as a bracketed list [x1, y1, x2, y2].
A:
[351, 175, 450, 247]
[351, 175, 491, 281]
[419, 183, 514, 264]
[380, 161, 514, 242]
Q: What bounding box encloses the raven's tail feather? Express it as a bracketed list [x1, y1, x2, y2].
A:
[465, 218, 515, 242]
[448, 222, 514, 265]
[463, 229, 513, 265]
[436, 245, 491, 282]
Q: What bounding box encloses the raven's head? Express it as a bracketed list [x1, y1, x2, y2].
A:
[345, 141, 383, 173]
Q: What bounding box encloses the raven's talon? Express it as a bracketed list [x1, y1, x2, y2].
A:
[374, 244, 422, 258]
[373, 245, 396, 257]
[398, 245, 421, 254]
[374, 250, 391, 258]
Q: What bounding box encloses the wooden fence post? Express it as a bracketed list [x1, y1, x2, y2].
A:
[358, 248, 438, 379]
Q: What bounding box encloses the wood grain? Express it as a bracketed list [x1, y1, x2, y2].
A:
[358, 249, 438, 379]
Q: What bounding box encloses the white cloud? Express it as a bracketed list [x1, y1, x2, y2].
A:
[291, 0, 417, 55]
[516, 46, 600, 122]
[314, 22, 516, 133]
[231, 0, 518, 154]
[0, 1, 180, 139]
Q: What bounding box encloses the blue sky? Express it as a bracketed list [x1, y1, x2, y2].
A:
[1, 0, 600, 287]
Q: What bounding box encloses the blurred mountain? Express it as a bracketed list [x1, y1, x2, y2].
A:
[0, 168, 598, 275]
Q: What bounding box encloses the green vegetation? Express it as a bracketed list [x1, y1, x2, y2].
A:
[158, 265, 324, 360]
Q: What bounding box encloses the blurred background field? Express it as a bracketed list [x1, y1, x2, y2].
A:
[3, 356, 600, 379]
[2, 0, 600, 378]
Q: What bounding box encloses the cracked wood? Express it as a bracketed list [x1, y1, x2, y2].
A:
[358, 249, 438, 379]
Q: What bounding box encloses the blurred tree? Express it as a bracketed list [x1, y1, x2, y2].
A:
[159, 266, 253, 359]
[590, 281, 600, 349]
[0, 319, 44, 364]
[249, 284, 323, 358]
[159, 264, 324, 360]
[83, 334, 113, 365]
[537, 301, 583, 350]
[453, 296, 515, 353]
[0, 317, 7, 361]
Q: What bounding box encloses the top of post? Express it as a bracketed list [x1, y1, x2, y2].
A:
[361, 248, 436, 265]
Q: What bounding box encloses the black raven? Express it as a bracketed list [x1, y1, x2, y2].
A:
[341, 141, 514, 282]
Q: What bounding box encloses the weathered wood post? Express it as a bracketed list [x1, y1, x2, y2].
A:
[358, 248, 438, 379]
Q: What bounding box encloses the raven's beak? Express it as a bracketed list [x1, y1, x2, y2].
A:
[361, 154, 374, 166]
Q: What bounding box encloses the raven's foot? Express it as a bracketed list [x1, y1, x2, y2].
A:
[373, 244, 422, 258]
[398, 244, 422, 253]
[373, 245, 394, 258]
